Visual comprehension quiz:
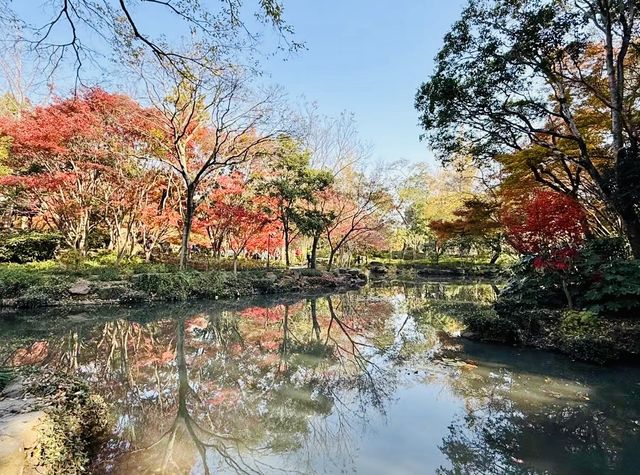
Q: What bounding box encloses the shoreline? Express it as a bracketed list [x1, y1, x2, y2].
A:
[0, 268, 368, 310]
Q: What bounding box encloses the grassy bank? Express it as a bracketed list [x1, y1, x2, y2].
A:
[0, 260, 367, 309]
[368, 256, 506, 279]
[460, 306, 640, 364]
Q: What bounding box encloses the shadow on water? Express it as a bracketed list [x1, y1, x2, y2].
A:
[1, 280, 639, 474]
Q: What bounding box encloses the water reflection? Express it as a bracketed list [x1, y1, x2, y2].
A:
[1, 281, 640, 474]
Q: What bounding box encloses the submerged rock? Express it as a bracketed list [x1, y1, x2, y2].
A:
[1, 377, 23, 399]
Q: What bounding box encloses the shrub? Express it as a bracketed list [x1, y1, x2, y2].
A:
[14, 276, 69, 308]
[0, 266, 41, 298]
[581, 259, 640, 316]
[462, 309, 521, 344]
[118, 289, 150, 305]
[298, 268, 323, 277]
[190, 272, 229, 299]
[0, 231, 61, 263]
[57, 249, 86, 272]
[553, 334, 620, 364]
[133, 272, 198, 301]
[578, 237, 630, 267]
[131, 270, 267, 301]
[28, 373, 110, 473]
[91, 266, 123, 282]
[558, 309, 601, 335]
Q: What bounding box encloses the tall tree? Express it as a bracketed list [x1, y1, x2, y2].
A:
[429, 197, 504, 264]
[0, 88, 145, 252]
[262, 136, 333, 267]
[324, 173, 390, 270]
[141, 65, 281, 268]
[416, 0, 640, 257]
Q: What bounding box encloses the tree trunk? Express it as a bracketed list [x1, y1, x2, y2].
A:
[233, 254, 238, 274]
[561, 278, 573, 310]
[310, 234, 320, 269]
[179, 187, 195, 270]
[489, 242, 501, 265]
[327, 249, 336, 271]
[614, 147, 640, 258]
[617, 202, 640, 259]
[310, 298, 320, 340]
[283, 225, 290, 268]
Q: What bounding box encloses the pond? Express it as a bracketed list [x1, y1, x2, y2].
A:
[1, 279, 640, 474]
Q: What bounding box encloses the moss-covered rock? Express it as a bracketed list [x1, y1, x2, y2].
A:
[0, 372, 110, 474]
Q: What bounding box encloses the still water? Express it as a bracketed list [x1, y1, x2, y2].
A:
[2, 280, 640, 474]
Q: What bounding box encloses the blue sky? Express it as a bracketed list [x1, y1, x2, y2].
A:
[260, 1, 467, 165]
[3, 1, 466, 166]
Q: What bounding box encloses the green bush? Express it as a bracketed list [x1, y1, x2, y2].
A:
[118, 289, 150, 305]
[581, 259, 640, 316]
[462, 310, 521, 343]
[0, 231, 61, 263]
[578, 237, 630, 267]
[133, 272, 198, 301]
[558, 309, 602, 335]
[298, 268, 323, 277]
[91, 266, 123, 282]
[30, 373, 110, 473]
[0, 266, 42, 298]
[57, 249, 86, 272]
[14, 276, 69, 308]
[131, 270, 268, 302]
[553, 334, 620, 364]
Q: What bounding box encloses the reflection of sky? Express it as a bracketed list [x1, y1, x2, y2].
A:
[3, 282, 640, 474]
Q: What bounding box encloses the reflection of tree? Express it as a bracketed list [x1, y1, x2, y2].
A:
[436, 346, 640, 475]
[123, 318, 255, 475]
[4, 287, 445, 474]
[68, 293, 395, 473]
[5, 283, 639, 474]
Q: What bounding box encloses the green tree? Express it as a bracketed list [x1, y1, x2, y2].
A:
[262, 137, 333, 267]
[429, 197, 504, 264]
[295, 208, 335, 269]
[416, 0, 640, 257]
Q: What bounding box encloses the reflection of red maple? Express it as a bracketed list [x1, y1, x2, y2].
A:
[9, 341, 49, 366]
[240, 306, 287, 324]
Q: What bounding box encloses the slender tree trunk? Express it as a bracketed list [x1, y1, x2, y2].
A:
[283, 223, 290, 268]
[561, 278, 573, 310]
[489, 242, 501, 265]
[179, 186, 195, 270]
[233, 254, 238, 274]
[310, 234, 319, 269]
[327, 249, 336, 271]
[279, 305, 290, 373]
[310, 298, 320, 340]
